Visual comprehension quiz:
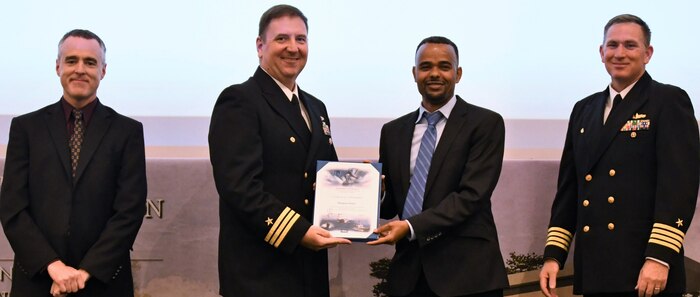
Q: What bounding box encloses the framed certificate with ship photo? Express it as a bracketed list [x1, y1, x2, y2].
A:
[314, 161, 382, 241]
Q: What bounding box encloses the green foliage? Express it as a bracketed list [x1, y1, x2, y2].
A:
[505, 252, 544, 274]
[369, 257, 391, 297]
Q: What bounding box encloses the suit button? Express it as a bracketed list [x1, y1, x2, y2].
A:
[580, 128, 585, 134]
[608, 196, 615, 204]
[582, 200, 589, 207]
[583, 226, 590, 232]
[631, 132, 637, 138]
[609, 169, 616, 176]
[304, 172, 308, 178]
[290, 136, 296, 143]
[585, 174, 592, 182]
[304, 199, 309, 205]
[608, 223, 615, 230]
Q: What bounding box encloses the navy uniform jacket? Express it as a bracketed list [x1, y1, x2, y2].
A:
[0, 100, 147, 296]
[379, 97, 509, 297]
[544, 72, 699, 294]
[209, 67, 338, 297]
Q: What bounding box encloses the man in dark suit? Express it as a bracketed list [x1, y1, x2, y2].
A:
[208, 4, 350, 297]
[539, 14, 699, 297]
[0, 29, 147, 296]
[368, 36, 509, 297]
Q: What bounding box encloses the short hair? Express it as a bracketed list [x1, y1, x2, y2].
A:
[415, 36, 459, 62]
[258, 4, 308, 40]
[604, 14, 651, 47]
[58, 29, 107, 63]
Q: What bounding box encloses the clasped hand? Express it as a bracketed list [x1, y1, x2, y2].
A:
[47, 260, 90, 296]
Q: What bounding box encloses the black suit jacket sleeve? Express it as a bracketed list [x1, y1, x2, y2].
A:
[0, 117, 59, 277]
[79, 122, 147, 283]
[378, 124, 398, 219]
[209, 86, 309, 254]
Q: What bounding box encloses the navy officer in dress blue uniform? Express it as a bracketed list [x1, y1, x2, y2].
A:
[539, 14, 699, 297]
[208, 4, 350, 297]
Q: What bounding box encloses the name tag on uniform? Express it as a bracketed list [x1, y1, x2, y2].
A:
[620, 119, 650, 131]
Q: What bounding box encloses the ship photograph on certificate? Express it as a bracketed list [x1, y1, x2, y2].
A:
[314, 161, 381, 241]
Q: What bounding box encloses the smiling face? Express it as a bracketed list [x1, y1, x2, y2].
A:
[257, 15, 308, 90]
[413, 43, 462, 111]
[56, 36, 106, 108]
[600, 22, 653, 91]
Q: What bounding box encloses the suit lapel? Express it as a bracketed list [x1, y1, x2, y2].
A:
[45, 101, 72, 180]
[254, 68, 310, 149]
[300, 91, 323, 168]
[398, 110, 419, 200]
[581, 92, 606, 171]
[424, 97, 468, 196]
[587, 73, 651, 171]
[74, 102, 113, 184]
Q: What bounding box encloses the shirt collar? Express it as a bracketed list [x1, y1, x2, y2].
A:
[608, 79, 638, 103]
[415, 95, 457, 124]
[61, 97, 98, 125]
[261, 67, 299, 101]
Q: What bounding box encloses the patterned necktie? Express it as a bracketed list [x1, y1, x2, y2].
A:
[403, 111, 442, 219]
[69, 109, 84, 178]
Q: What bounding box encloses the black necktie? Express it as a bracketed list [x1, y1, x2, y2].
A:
[69, 109, 84, 178]
[292, 94, 310, 131]
[610, 94, 623, 115]
[291, 94, 300, 107]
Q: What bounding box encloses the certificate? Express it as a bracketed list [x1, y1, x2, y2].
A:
[313, 161, 381, 241]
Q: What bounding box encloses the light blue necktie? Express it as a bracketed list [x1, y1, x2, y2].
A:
[403, 111, 442, 219]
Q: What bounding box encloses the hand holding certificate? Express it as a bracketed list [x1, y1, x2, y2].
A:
[314, 161, 382, 241]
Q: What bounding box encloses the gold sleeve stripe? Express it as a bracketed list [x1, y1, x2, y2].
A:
[548, 227, 572, 239]
[649, 238, 680, 253]
[545, 241, 569, 252]
[547, 236, 570, 247]
[653, 223, 685, 238]
[274, 213, 301, 248]
[651, 229, 684, 245]
[548, 231, 573, 243]
[265, 207, 292, 242]
[649, 233, 682, 249]
[268, 210, 295, 245]
[265, 207, 293, 243]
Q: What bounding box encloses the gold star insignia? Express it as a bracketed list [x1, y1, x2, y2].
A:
[265, 217, 274, 226]
[676, 219, 684, 228]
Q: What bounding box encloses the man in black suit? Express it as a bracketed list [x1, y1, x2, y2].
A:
[368, 36, 509, 297]
[539, 14, 699, 297]
[0, 29, 147, 296]
[208, 4, 350, 297]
